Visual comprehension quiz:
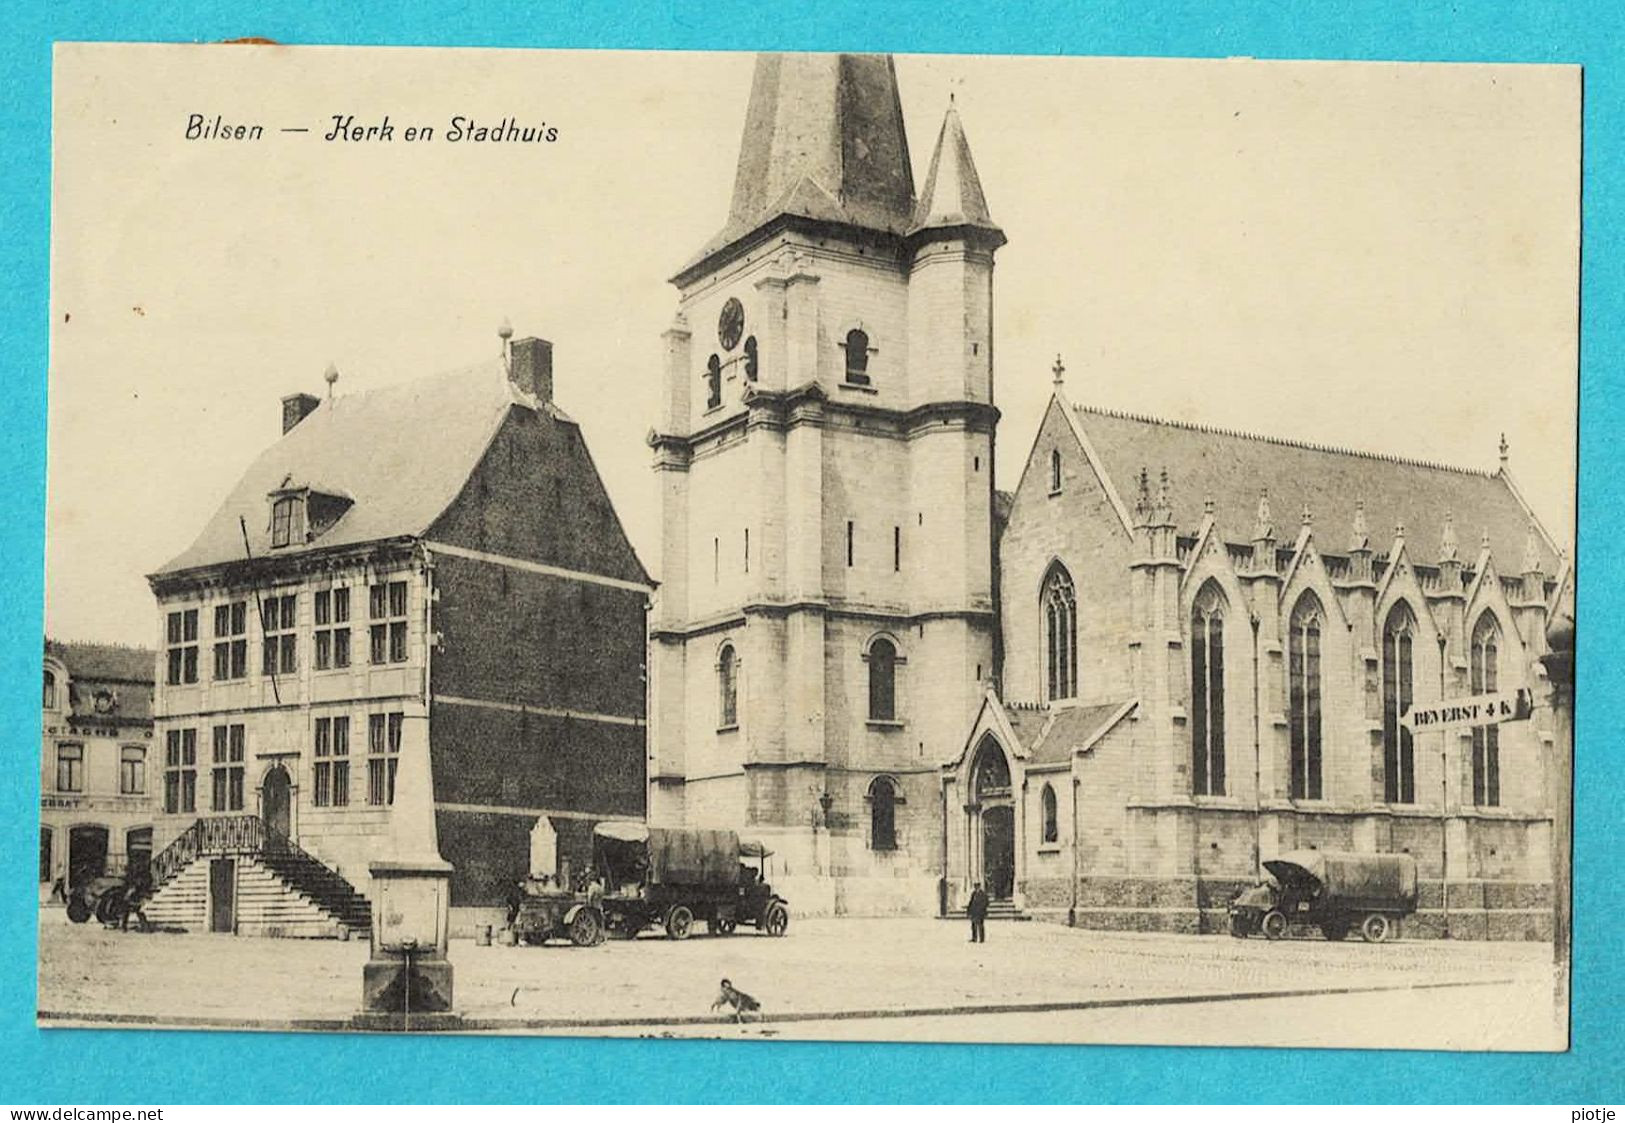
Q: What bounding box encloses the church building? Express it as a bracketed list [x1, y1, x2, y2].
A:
[648, 51, 1563, 938]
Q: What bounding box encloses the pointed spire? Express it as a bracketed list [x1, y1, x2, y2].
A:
[1203, 493, 1215, 518]
[1439, 509, 1459, 563]
[1253, 489, 1274, 541]
[1523, 521, 1544, 574]
[1052, 354, 1066, 390]
[1480, 526, 1492, 553]
[911, 97, 1002, 240]
[680, 54, 916, 277]
[1133, 467, 1152, 525]
[1154, 468, 1173, 523]
[1349, 499, 1370, 552]
[1300, 502, 1313, 529]
[1498, 432, 1510, 470]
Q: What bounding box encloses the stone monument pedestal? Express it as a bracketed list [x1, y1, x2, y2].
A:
[359, 857, 456, 1027]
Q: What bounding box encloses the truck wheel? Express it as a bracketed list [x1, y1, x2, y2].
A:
[1228, 913, 1250, 939]
[569, 908, 603, 948]
[713, 917, 737, 936]
[664, 905, 694, 940]
[1320, 919, 1350, 941]
[1361, 913, 1391, 943]
[763, 902, 789, 937]
[1261, 910, 1288, 940]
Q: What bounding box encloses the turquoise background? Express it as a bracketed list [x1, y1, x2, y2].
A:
[1, 0, 1616, 1104]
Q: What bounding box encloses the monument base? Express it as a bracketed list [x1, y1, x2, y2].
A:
[361, 952, 455, 1014]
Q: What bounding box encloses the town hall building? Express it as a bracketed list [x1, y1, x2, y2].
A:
[647, 51, 1563, 937]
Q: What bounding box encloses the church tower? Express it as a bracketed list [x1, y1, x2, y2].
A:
[648, 53, 1004, 915]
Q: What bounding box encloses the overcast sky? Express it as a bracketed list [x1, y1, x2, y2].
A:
[48, 45, 1578, 648]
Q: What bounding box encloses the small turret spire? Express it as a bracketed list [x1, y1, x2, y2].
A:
[1300, 502, 1313, 529]
[1480, 526, 1492, 553]
[1523, 520, 1544, 574]
[1133, 467, 1152, 526]
[911, 95, 1002, 240]
[1253, 489, 1274, 541]
[1439, 509, 1459, 563]
[1203, 493, 1215, 518]
[1349, 499, 1370, 552]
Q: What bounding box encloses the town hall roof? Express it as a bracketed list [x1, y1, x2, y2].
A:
[1072, 404, 1562, 572]
[153, 360, 542, 577]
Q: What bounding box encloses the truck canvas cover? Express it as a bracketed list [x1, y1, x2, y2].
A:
[593, 822, 742, 887]
[1263, 850, 1418, 911]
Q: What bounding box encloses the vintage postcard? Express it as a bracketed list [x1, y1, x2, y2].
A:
[41, 43, 1577, 1048]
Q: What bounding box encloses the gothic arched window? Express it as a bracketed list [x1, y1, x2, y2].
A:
[1382, 603, 1418, 804]
[704, 354, 722, 410]
[1041, 783, 1059, 843]
[1049, 449, 1063, 493]
[1289, 593, 1325, 800]
[868, 637, 898, 722]
[1042, 564, 1078, 701]
[43, 670, 56, 710]
[1470, 613, 1503, 807]
[843, 329, 871, 385]
[1191, 582, 1227, 796]
[717, 643, 738, 729]
[868, 776, 899, 851]
[743, 335, 759, 382]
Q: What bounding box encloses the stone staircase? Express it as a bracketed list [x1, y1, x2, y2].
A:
[944, 898, 1031, 922]
[145, 815, 371, 938]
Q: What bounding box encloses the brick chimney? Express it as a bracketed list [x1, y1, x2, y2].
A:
[281, 393, 320, 434]
[509, 336, 553, 404]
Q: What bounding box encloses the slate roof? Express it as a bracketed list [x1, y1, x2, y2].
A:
[1073, 405, 1561, 573]
[154, 360, 534, 577]
[680, 53, 917, 277]
[1003, 700, 1136, 765]
[911, 102, 1001, 238]
[45, 640, 156, 723]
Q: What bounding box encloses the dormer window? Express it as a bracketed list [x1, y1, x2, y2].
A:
[268, 483, 351, 548]
[270, 495, 304, 548]
[843, 328, 872, 386]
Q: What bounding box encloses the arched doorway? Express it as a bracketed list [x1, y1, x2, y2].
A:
[125, 827, 153, 879]
[262, 765, 291, 838]
[68, 825, 108, 890]
[971, 739, 1016, 901]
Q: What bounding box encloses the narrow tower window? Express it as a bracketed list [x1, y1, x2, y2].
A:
[847, 520, 855, 567]
[705, 354, 722, 410]
[1050, 449, 1063, 494]
[843, 329, 871, 385]
[868, 638, 898, 722]
[717, 644, 738, 729]
[893, 526, 901, 572]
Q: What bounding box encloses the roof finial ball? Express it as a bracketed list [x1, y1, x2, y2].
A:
[1052, 353, 1066, 390]
[323, 361, 339, 399]
[498, 316, 515, 372]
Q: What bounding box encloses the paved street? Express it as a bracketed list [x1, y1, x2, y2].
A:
[37, 910, 1562, 1049]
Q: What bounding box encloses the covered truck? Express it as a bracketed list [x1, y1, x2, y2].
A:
[593, 822, 789, 940]
[1229, 849, 1418, 943]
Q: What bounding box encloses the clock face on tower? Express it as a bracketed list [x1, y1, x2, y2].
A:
[718, 297, 745, 352]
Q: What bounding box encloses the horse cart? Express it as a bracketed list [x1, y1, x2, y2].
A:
[1228, 849, 1418, 943]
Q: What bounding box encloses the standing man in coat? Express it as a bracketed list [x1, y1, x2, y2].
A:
[968, 882, 989, 943]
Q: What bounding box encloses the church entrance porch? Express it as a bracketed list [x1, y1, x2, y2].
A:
[981, 805, 1015, 901]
